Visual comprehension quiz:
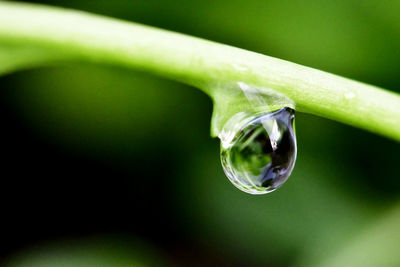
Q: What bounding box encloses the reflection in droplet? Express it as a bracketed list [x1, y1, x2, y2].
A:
[220, 108, 296, 194]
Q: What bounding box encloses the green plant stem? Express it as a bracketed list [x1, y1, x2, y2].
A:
[1, 1, 400, 140]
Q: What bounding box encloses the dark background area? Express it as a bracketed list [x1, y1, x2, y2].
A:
[1, 0, 400, 266]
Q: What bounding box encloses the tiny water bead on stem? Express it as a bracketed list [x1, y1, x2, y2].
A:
[220, 108, 296, 194]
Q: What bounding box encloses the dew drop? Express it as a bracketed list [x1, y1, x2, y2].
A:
[220, 107, 297, 194]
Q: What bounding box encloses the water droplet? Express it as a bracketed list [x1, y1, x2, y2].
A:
[220, 107, 296, 194]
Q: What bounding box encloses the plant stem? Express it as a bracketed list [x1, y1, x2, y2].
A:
[1, 1, 399, 140]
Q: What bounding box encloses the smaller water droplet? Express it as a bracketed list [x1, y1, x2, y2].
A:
[344, 91, 356, 100]
[220, 108, 297, 194]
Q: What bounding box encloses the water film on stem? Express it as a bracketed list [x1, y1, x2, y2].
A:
[213, 82, 297, 195]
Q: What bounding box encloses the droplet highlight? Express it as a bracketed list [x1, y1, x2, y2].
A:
[220, 107, 296, 194]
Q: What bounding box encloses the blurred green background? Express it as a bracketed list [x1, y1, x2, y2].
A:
[1, 0, 400, 266]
